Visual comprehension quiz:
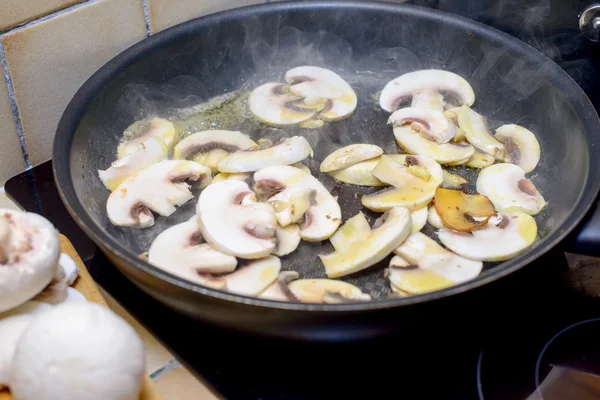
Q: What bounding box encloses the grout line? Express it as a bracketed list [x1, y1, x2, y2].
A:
[150, 359, 181, 380]
[0, 0, 98, 37]
[0, 42, 32, 169]
[142, 0, 152, 37]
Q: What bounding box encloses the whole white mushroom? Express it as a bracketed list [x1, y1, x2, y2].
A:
[8, 301, 146, 400]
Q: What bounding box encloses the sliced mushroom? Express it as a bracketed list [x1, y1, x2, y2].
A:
[106, 160, 211, 228]
[98, 137, 168, 191]
[220, 256, 281, 296]
[217, 136, 313, 173]
[328, 211, 372, 253]
[495, 124, 541, 173]
[117, 117, 176, 158]
[361, 155, 442, 212]
[441, 170, 468, 189]
[393, 125, 475, 165]
[437, 213, 538, 261]
[0, 210, 60, 313]
[273, 224, 302, 257]
[285, 66, 357, 122]
[465, 150, 495, 169]
[320, 144, 383, 172]
[254, 165, 342, 242]
[457, 106, 504, 158]
[427, 206, 444, 229]
[379, 69, 475, 113]
[433, 188, 497, 232]
[287, 279, 371, 303]
[148, 217, 237, 277]
[211, 172, 251, 184]
[197, 180, 277, 258]
[388, 107, 456, 144]
[390, 232, 483, 294]
[328, 157, 386, 187]
[476, 163, 546, 215]
[258, 271, 300, 301]
[411, 207, 428, 233]
[249, 82, 316, 126]
[320, 207, 412, 278]
[410, 90, 445, 112]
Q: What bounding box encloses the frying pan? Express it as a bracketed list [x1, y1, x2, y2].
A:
[52, 1, 600, 341]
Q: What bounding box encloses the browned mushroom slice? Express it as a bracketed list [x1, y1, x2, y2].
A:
[287, 279, 371, 303]
[433, 188, 497, 232]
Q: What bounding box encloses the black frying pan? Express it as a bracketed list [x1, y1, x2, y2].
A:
[52, 1, 600, 340]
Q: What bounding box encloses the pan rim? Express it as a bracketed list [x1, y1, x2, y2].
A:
[53, 0, 600, 312]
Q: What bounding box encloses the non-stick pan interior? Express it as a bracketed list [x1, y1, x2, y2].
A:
[67, 3, 592, 301]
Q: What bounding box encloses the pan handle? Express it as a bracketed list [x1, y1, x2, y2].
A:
[564, 195, 600, 257]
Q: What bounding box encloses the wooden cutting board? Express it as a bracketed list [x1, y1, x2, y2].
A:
[0, 235, 162, 400]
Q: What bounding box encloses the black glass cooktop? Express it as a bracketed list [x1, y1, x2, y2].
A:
[6, 160, 600, 400]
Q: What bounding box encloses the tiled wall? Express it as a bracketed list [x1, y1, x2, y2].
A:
[0, 0, 267, 185]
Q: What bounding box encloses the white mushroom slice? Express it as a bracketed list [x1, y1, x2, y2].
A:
[328, 157, 386, 187]
[393, 125, 474, 165]
[410, 90, 445, 112]
[148, 218, 237, 277]
[0, 210, 60, 313]
[197, 180, 276, 258]
[379, 69, 475, 113]
[254, 165, 342, 242]
[389, 107, 456, 144]
[173, 130, 257, 172]
[106, 160, 211, 228]
[117, 117, 176, 158]
[211, 172, 251, 184]
[217, 136, 313, 173]
[465, 150, 495, 168]
[98, 137, 168, 191]
[391, 232, 483, 294]
[288, 279, 371, 303]
[292, 163, 312, 175]
[476, 163, 546, 215]
[258, 271, 300, 301]
[219, 256, 281, 296]
[320, 144, 383, 172]
[362, 155, 442, 212]
[320, 207, 412, 278]
[437, 213, 538, 261]
[427, 206, 444, 229]
[328, 211, 372, 253]
[411, 207, 428, 233]
[273, 224, 301, 257]
[249, 82, 316, 126]
[441, 170, 468, 189]
[285, 66, 357, 121]
[495, 124, 541, 173]
[457, 106, 504, 158]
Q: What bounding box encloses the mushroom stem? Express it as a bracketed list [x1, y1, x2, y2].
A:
[0, 216, 11, 264]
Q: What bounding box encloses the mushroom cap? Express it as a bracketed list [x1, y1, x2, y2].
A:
[0, 210, 60, 313]
[197, 180, 277, 258]
[217, 136, 313, 173]
[437, 212, 538, 261]
[254, 165, 342, 242]
[98, 137, 168, 191]
[457, 106, 504, 158]
[320, 144, 383, 172]
[476, 163, 546, 215]
[258, 271, 300, 301]
[30, 254, 81, 305]
[148, 217, 237, 277]
[393, 125, 475, 165]
[9, 301, 145, 400]
[0, 314, 33, 388]
[495, 124, 541, 173]
[273, 224, 302, 257]
[249, 82, 316, 126]
[285, 66, 357, 122]
[117, 117, 176, 159]
[288, 279, 371, 303]
[173, 130, 256, 161]
[388, 107, 456, 144]
[320, 207, 412, 278]
[391, 232, 483, 294]
[379, 69, 475, 113]
[106, 160, 211, 228]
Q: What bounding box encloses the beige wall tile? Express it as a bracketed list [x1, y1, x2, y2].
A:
[2, 0, 147, 166]
[148, 0, 266, 34]
[0, 0, 84, 31]
[0, 78, 26, 185]
[154, 366, 222, 400]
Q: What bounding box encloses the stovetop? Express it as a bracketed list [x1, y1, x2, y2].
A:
[6, 1, 600, 398]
